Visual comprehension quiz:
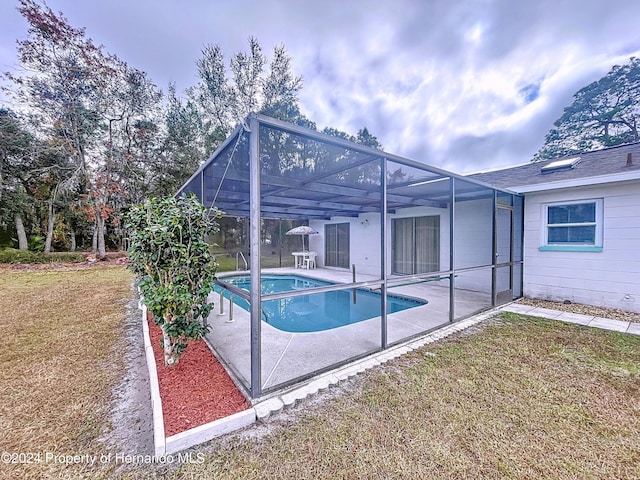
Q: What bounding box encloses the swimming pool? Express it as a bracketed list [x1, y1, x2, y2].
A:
[214, 274, 426, 333]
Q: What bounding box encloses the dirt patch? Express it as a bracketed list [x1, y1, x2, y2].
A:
[99, 290, 155, 456]
[147, 315, 250, 437]
[517, 297, 640, 323]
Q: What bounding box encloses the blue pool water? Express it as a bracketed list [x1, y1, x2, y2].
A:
[214, 275, 426, 333]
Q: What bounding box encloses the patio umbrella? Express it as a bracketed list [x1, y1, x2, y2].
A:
[285, 225, 319, 251]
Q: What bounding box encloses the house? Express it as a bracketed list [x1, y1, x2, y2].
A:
[471, 142, 640, 313]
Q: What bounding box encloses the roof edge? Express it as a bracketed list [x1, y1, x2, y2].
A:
[510, 169, 640, 193]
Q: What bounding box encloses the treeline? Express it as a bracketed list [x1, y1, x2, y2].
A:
[0, 0, 380, 256]
[535, 57, 640, 161]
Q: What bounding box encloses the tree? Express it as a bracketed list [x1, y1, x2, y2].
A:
[5, 0, 162, 255]
[193, 43, 233, 143]
[0, 108, 74, 252]
[191, 37, 307, 151]
[229, 37, 266, 123]
[125, 195, 221, 366]
[27, 142, 73, 253]
[90, 61, 163, 254]
[261, 44, 304, 122]
[8, 0, 107, 182]
[0, 109, 34, 249]
[535, 57, 640, 160]
[0, 109, 31, 202]
[154, 83, 206, 197]
[355, 127, 383, 150]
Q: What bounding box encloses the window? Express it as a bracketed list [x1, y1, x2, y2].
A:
[541, 199, 603, 251]
[392, 216, 440, 274]
[325, 223, 350, 268]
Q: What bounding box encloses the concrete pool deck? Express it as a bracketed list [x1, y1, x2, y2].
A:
[205, 267, 493, 394]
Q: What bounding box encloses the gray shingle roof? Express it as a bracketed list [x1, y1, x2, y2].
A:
[470, 142, 640, 190]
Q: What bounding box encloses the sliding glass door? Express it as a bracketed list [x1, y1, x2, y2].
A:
[392, 216, 440, 274]
[325, 223, 350, 268]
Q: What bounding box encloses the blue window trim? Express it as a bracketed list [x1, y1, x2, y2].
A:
[539, 245, 603, 252]
[541, 199, 604, 252]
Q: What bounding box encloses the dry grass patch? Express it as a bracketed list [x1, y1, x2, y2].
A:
[0, 266, 133, 480]
[165, 314, 640, 480]
[517, 297, 640, 323]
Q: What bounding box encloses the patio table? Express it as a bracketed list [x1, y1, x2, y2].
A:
[292, 251, 316, 269]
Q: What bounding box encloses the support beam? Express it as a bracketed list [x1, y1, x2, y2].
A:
[248, 114, 262, 398]
[449, 177, 455, 323]
[300, 154, 380, 185]
[380, 157, 388, 349]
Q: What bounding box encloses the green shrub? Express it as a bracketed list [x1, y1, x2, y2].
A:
[0, 248, 85, 264]
[125, 195, 222, 367]
[28, 235, 45, 252]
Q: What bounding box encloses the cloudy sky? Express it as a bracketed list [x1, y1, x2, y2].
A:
[2, 0, 640, 173]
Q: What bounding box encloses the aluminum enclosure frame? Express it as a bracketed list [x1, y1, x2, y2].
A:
[177, 112, 524, 399]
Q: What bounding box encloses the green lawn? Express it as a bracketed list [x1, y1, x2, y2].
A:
[2, 266, 638, 479]
[213, 251, 298, 272]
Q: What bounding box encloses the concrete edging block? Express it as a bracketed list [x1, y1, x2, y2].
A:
[335, 366, 359, 381]
[359, 359, 378, 371]
[165, 408, 256, 455]
[325, 373, 341, 387]
[342, 364, 363, 376]
[395, 346, 411, 356]
[254, 397, 285, 421]
[299, 383, 318, 398]
[410, 338, 429, 349]
[378, 351, 396, 362]
[140, 304, 166, 457]
[308, 377, 331, 392]
[280, 392, 299, 409]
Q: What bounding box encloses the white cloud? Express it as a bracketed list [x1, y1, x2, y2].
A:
[2, 0, 640, 173]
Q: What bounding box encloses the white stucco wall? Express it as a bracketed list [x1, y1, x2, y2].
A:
[310, 198, 495, 287]
[309, 214, 383, 276]
[522, 180, 640, 312]
[452, 197, 494, 293]
[310, 206, 452, 278]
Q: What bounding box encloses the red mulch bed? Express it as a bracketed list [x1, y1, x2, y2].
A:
[147, 314, 250, 436]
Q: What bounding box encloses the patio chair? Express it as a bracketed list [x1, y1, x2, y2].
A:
[304, 252, 317, 269]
